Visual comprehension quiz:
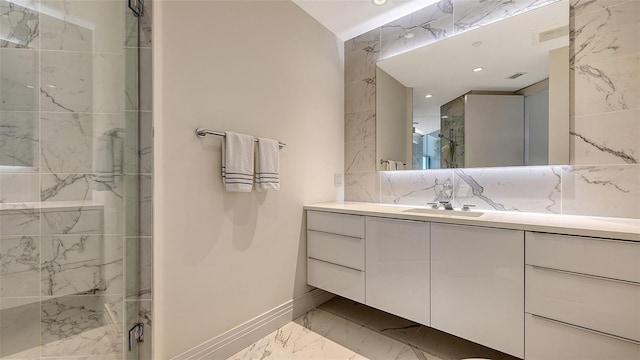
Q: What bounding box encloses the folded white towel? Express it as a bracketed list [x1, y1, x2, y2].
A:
[255, 138, 280, 192]
[222, 132, 254, 192]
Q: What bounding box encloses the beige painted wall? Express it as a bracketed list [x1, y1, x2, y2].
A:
[153, 1, 344, 358]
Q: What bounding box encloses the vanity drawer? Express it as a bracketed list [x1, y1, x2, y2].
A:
[307, 211, 364, 238]
[307, 258, 365, 303]
[525, 313, 640, 360]
[526, 232, 640, 283]
[308, 230, 364, 270]
[526, 265, 640, 342]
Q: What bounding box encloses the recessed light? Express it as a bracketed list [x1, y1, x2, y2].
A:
[472, 67, 484, 72]
[472, 41, 483, 47]
[372, 0, 388, 5]
[425, 94, 433, 98]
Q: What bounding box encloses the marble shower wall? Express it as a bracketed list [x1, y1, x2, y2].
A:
[0, 0, 153, 358]
[345, 0, 640, 219]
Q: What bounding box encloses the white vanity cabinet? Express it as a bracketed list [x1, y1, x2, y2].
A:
[306, 211, 365, 303]
[525, 232, 640, 359]
[431, 223, 525, 358]
[365, 217, 430, 325]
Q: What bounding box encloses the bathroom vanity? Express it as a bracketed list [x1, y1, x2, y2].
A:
[304, 202, 640, 359]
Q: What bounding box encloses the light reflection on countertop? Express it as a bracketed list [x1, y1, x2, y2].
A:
[304, 202, 640, 241]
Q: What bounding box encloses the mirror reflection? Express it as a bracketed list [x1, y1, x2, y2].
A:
[376, 0, 569, 170]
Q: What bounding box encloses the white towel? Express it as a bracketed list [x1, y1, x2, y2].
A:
[222, 132, 254, 192]
[255, 138, 280, 192]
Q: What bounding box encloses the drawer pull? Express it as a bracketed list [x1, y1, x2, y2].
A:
[308, 257, 363, 272]
[529, 314, 640, 346]
[528, 265, 640, 286]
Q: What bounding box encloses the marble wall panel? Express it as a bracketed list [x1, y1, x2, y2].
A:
[345, 30, 379, 84]
[0, 48, 39, 111]
[40, 51, 124, 114]
[344, 172, 379, 202]
[40, 234, 123, 296]
[41, 207, 103, 235]
[0, 0, 39, 49]
[345, 140, 376, 173]
[453, 0, 559, 34]
[380, 0, 453, 60]
[40, 0, 125, 53]
[380, 169, 453, 205]
[572, 110, 639, 165]
[345, 110, 375, 144]
[0, 235, 40, 296]
[124, 175, 139, 237]
[0, 208, 40, 235]
[126, 236, 151, 300]
[0, 172, 39, 203]
[453, 166, 562, 213]
[561, 164, 640, 218]
[0, 297, 41, 359]
[139, 48, 152, 112]
[0, 111, 38, 169]
[139, 111, 153, 174]
[40, 295, 123, 357]
[139, 175, 152, 237]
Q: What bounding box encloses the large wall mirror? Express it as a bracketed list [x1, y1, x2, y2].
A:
[376, 0, 569, 170]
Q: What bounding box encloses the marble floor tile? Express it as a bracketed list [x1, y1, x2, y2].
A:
[229, 297, 518, 360]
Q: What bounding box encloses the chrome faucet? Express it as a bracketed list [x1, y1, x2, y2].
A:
[440, 201, 454, 210]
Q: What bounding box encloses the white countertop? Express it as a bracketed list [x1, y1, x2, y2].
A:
[304, 202, 640, 241]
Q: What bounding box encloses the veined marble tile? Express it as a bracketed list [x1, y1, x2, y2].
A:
[0, 48, 39, 111]
[0, 173, 39, 203]
[345, 140, 376, 173]
[453, 0, 560, 34]
[228, 308, 432, 360]
[124, 111, 140, 174]
[380, 0, 453, 60]
[124, 3, 139, 48]
[40, 113, 125, 175]
[0, 0, 39, 49]
[125, 236, 151, 299]
[40, 174, 94, 203]
[41, 295, 123, 357]
[570, 0, 627, 18]
[345, 172, 379, 202]
[0, 111, 39, 170]
[453, 166, 562, 213]
[139, 48, 152, 112]
[573, 0, 640, 64]
[561, 164, 640, 219]
[0, 207, 40, 235]
[138, 0, 152, 49]
[380, 169, 453, 205]
[139, 175, 152, 237]
[0, 297, 41, 359]
[139, 111, 153, 174]
[125, 48, 139, 111]
[124, 175, 139, 237]
[345, 29, 379, 84]
[40, 0, 125, 53]
[41, 234, 123, 296]
[345, 78, 376, 115]
[345, 109, 375, 144]
[40, 51, 125, 113]
[0, 235, 40, 296]
[125, 299, 152, 360]
[41, 206, 103, 235]
[572, 110, 639, 165]
[573, 54, 639, 116]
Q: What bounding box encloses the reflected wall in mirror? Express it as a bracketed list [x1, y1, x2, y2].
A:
[376, 0, 569, 170]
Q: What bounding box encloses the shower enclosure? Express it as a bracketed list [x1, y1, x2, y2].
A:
[0, 0, 153, 358]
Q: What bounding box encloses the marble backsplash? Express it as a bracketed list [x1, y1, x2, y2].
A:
[345, 0, 640, 220]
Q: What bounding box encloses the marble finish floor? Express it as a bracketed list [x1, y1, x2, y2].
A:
[228, 297, 520, 360]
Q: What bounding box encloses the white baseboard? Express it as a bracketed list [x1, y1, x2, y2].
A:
[172, 288, 334, 360]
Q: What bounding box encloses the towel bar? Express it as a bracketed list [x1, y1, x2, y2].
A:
[195, 128, 286, 149]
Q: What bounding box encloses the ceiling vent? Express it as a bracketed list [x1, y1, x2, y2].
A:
[506, 72, 527, 80]
[535, 24, 569, 43]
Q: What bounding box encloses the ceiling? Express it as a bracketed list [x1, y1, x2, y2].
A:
[291, 0, 439, 41]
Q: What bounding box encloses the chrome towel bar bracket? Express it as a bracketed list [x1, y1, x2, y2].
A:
[195, 128, 286, 149]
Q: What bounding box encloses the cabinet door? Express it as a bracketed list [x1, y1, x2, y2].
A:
[431, 223, 524, 358]
[366, 217, 430, 325]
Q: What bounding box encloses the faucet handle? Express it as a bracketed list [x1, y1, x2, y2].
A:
[427, 202, 439, 209]
[439, 201, 454, 210]
[462, 204, 476, 211]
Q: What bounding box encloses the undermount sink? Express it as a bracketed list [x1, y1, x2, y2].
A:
[402, 207, 484, 217]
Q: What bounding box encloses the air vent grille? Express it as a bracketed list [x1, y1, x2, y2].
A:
[506, 72, 526, 80]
